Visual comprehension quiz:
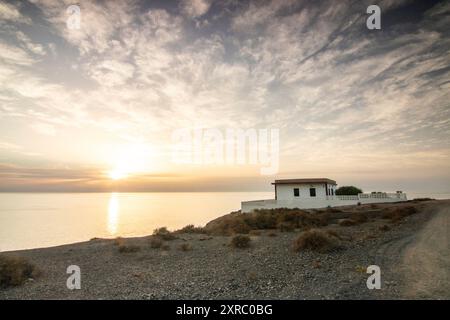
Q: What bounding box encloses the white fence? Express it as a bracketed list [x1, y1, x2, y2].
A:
[241, 192, 407, 213]
[327, 195, 359, 201]
[358, 192, 407, 200]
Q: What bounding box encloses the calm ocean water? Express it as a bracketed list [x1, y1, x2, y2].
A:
[0, 191, 448, 251]
[0, 192, 272, 251]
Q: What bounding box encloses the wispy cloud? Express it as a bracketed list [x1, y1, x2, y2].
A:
[0, 0, 449, 191]
[180, 0, 212, 18]
[0, 2, 32, 24]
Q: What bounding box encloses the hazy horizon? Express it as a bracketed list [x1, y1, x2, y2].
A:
[1, 0, 449, 193]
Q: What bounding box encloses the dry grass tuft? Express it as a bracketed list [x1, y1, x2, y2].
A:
[381, 206, 418, 222]
[118, 244, 140, 253]
[0, 255, 40, 287]
[249, 230, 262, 236]
[149, 237, 163, 248]
[277, 222, 295, 232]
[179, 243, 193, 251]
[248, 271, 258, 281]
[114, 237, 124, 246]
[325, 229, 342, 239]
[293, 229, 339, 253]
[153, 227, 177, 240]
[230, 235, 251, 248]
[339, 219, 357, 226]
[205, 208, 328, 235]
[176, 224, 206, 234]
[355, 265, 366, 273]
[350, 212, 368, 224]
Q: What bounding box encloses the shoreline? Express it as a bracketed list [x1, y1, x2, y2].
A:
[1, 199, 449, 299]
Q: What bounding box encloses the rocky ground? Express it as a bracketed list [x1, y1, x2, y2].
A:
[0, 199, 449, 299]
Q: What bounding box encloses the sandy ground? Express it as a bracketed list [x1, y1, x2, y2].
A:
[0, 200, 449, 299]
[400, 203, 449, 298]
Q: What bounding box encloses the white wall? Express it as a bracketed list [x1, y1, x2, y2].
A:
[242, 198, 356, 212]
[276, 183, 335, 200]
[241, 197, 406, 213]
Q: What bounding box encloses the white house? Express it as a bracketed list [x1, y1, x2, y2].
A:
[241, 178, 407, 213]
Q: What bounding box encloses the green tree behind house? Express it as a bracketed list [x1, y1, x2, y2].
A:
[336, 186, 363, 195]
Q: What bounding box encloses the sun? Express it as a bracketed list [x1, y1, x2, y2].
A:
[106, 143, 153, 181]
[108, 169, 127, 180]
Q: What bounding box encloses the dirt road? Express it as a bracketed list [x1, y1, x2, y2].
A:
[400, 202, 450, 299]
[369, 201, 450, 299]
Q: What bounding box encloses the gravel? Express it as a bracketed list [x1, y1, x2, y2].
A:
[0, 200, 447, 300]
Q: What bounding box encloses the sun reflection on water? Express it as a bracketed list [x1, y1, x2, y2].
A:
[107, 193, 119, 236]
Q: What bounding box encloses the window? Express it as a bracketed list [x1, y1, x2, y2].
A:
[293, 188, 299, 197]
[309, 188, 316, 197]
[331, 189, 334, 196]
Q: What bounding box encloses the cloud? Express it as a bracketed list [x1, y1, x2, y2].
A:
[0, 0, 448, 191]
[31, 122, 56, 136]
[0, 2, 32, 24]
[180, 0, 211, 18]
[0, 141, 22, 151]
[88, 60, 135, 86]
[15, 31, 47, 55]
[0, 42, 35, 65]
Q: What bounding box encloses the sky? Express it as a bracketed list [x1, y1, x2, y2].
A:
[0, 0, 449, 193]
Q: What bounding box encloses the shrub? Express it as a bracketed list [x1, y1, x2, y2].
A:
[248, 272, 258, 281]
[339, 219, 357, 226]
[249, 230, 262, 236]
[153, 227, 177, 240]
[176, 224, 206, 234]
[350, 212, 368, 224]
[114, 237, 124, 246]
[412, 198, 433, 201]
[207, 217, 251, 235]
[381, 206, 418, 222]
[198, 236, 213, 241]
[355, 265, 366, 273]
[379, 224, 390, 231]
[336, 186, 362, 196]
[277, 222, 295, 232]
[149, 237, 163, 248]
[0, 255, 39, 287]
[293, 229, 338, 253]
[325, 229, 341, 239]
[230, 235, 251, 248]
[179, 243, 193, 251]
[118, 244, 140, 253]
[161, 244, 171, 251]
[204, 208, 327, 235]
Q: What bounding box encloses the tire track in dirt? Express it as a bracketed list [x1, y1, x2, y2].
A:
[399, 205, 450, 299]
[335, 202, 449, 299]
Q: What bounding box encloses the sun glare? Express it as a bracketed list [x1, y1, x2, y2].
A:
[107, 143, 153, 181]
[109, 169, 127, 180]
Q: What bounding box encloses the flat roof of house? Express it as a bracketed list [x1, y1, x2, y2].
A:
[272, 178, 337, 185]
